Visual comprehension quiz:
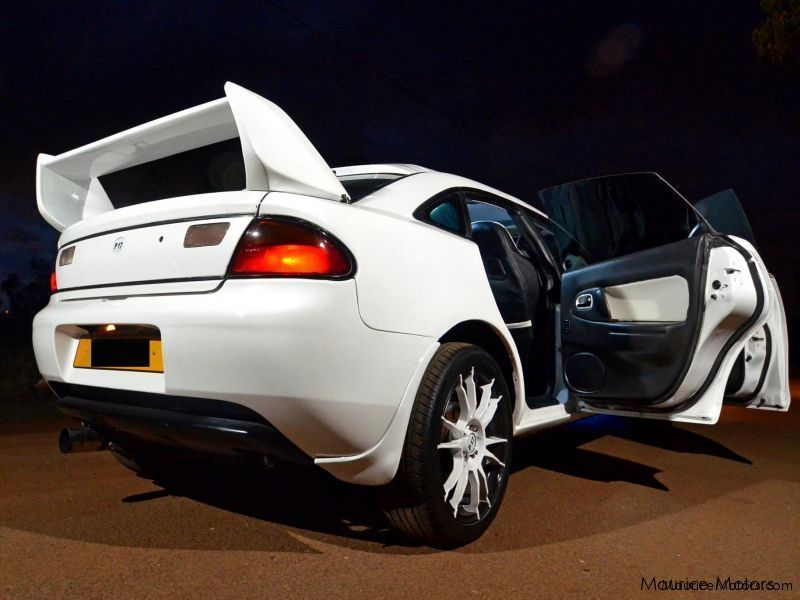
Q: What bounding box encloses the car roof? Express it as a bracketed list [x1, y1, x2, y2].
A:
[340, 167, 547, 219]
[332, 164, 431, 177]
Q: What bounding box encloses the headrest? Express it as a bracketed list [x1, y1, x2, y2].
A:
[471, 221, 518, 257]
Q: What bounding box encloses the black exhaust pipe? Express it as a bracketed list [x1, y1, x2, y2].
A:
[59, 427, 108, 454]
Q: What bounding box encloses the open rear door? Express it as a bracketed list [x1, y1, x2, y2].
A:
[540, 173, 788, 424]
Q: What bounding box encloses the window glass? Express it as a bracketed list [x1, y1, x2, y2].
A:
[530, 220, 563, 265]
[337, 173, 404, 202]
[100, 139, 245, 208]
[464, 191, 520, 241]
[423, 192, 466, 235]
[538, 173, 699, 269]
[693, 189, 756, 247]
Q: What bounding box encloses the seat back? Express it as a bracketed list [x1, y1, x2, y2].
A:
[471, 221, 541, 325]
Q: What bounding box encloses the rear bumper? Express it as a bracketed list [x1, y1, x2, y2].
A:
[33, 279, 436, 483]
[53, 384, 311, 464]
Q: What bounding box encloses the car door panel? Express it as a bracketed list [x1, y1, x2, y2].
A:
[692, 190, 790, 411]
[725, 275, 790, 410]
[753, 275, 791, 410]
[561, 235, 705, 402]
[726, 326, 769, 399]
[653, 239, 764, 408]
[564, 236, 769, 423]
[543, 172, 788, 423]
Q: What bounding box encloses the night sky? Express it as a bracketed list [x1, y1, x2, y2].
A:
[1, 1, 798, 333]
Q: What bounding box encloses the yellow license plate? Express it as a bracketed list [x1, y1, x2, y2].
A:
[73, 338, 164, 373]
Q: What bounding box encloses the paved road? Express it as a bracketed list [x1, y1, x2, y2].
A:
[1, 381, 798, 598]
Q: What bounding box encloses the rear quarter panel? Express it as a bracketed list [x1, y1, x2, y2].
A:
[258, 189, 528, 425]
[258, 190, 507, 339]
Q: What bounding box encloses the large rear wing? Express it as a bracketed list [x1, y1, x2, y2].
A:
[36, 82, 347, 231]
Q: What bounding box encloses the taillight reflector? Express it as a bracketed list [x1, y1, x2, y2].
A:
[50, 272, 58, 293]
[230, 219, 352, 277]
[59, 246, 75, 266]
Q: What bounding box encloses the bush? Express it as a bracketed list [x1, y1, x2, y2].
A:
[0, 343, 59, 421]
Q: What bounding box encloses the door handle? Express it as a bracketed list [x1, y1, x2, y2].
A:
[575, 293, 593, 310]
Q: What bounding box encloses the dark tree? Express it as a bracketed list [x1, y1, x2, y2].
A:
[0, 260, 52, 342]
[753, 0, 800, 65]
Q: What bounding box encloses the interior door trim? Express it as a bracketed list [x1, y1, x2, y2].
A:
[562, 235, 709, 405]
[604, 275, 689, 322]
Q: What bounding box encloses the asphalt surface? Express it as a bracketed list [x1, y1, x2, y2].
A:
[0, 381, 798, 598]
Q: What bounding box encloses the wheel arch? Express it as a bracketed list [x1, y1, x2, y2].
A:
[438, 320, 524, 420]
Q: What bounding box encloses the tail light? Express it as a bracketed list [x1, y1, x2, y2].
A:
[230, 218, 353, 278]
[50, 272, 58, 293]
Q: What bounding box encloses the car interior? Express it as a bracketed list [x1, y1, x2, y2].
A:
[466, 199, 561, 405]
[419, 190, 560, 406]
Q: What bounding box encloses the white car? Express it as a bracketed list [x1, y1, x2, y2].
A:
[33, 83, 790, 547]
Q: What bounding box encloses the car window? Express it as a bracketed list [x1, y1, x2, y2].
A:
[464, 191, 522, 243]
[100, 139, 245, 208]
[337, 173, 405, 202]
[538, 172, 700, 270]
[529, 219, 563, 265]
[693, 189, 756, 247]
[420, 192, 467, 235]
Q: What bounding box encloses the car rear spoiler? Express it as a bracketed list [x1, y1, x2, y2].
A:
[36, 82, 348, 232]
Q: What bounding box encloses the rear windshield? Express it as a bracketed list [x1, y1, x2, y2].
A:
[99, 139, 245, 208]
[100, 145, 404, 207]
[337, 173, 404, 202]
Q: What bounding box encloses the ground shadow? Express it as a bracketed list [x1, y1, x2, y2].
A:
[136, 457, 420, 552]
[604, 417, 752, 464]
[0, 407, 777, 555]
[521, 445, 669, 490]
[122, 489, 170, 503]
[513, 414, 751, 489]
[102, 414, 757, 552]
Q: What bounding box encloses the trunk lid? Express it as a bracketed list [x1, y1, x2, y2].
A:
[55, 191, 262, 299]
[38, 82, 349, 300]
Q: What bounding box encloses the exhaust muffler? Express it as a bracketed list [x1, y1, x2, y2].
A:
[59, 427, 108, 454]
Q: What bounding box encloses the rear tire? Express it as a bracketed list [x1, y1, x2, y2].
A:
[380, 342, 513, 547]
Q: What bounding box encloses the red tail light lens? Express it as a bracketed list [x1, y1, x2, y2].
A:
[230, 218, 353, 277]
[50, 272, 58, 293]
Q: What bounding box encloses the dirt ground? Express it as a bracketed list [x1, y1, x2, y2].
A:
[0, 381, 797, 599]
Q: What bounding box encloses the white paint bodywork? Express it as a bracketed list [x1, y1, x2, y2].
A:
[32, 83, 789, 487]
[58, 209, 256, 295]
[331, 164, 430, 177]
[35, 280, 439, 459]
[742, 275, 790, 410]
[730, 325, 768, 399]
[37, 82, 347, 232]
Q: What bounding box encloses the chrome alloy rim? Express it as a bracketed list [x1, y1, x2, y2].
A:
[438, 367, 507, 520]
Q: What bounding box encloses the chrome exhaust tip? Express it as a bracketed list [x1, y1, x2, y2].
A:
[58, 427, 108, 454]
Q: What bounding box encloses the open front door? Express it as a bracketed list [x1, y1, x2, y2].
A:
[540, 173, 786, 424]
